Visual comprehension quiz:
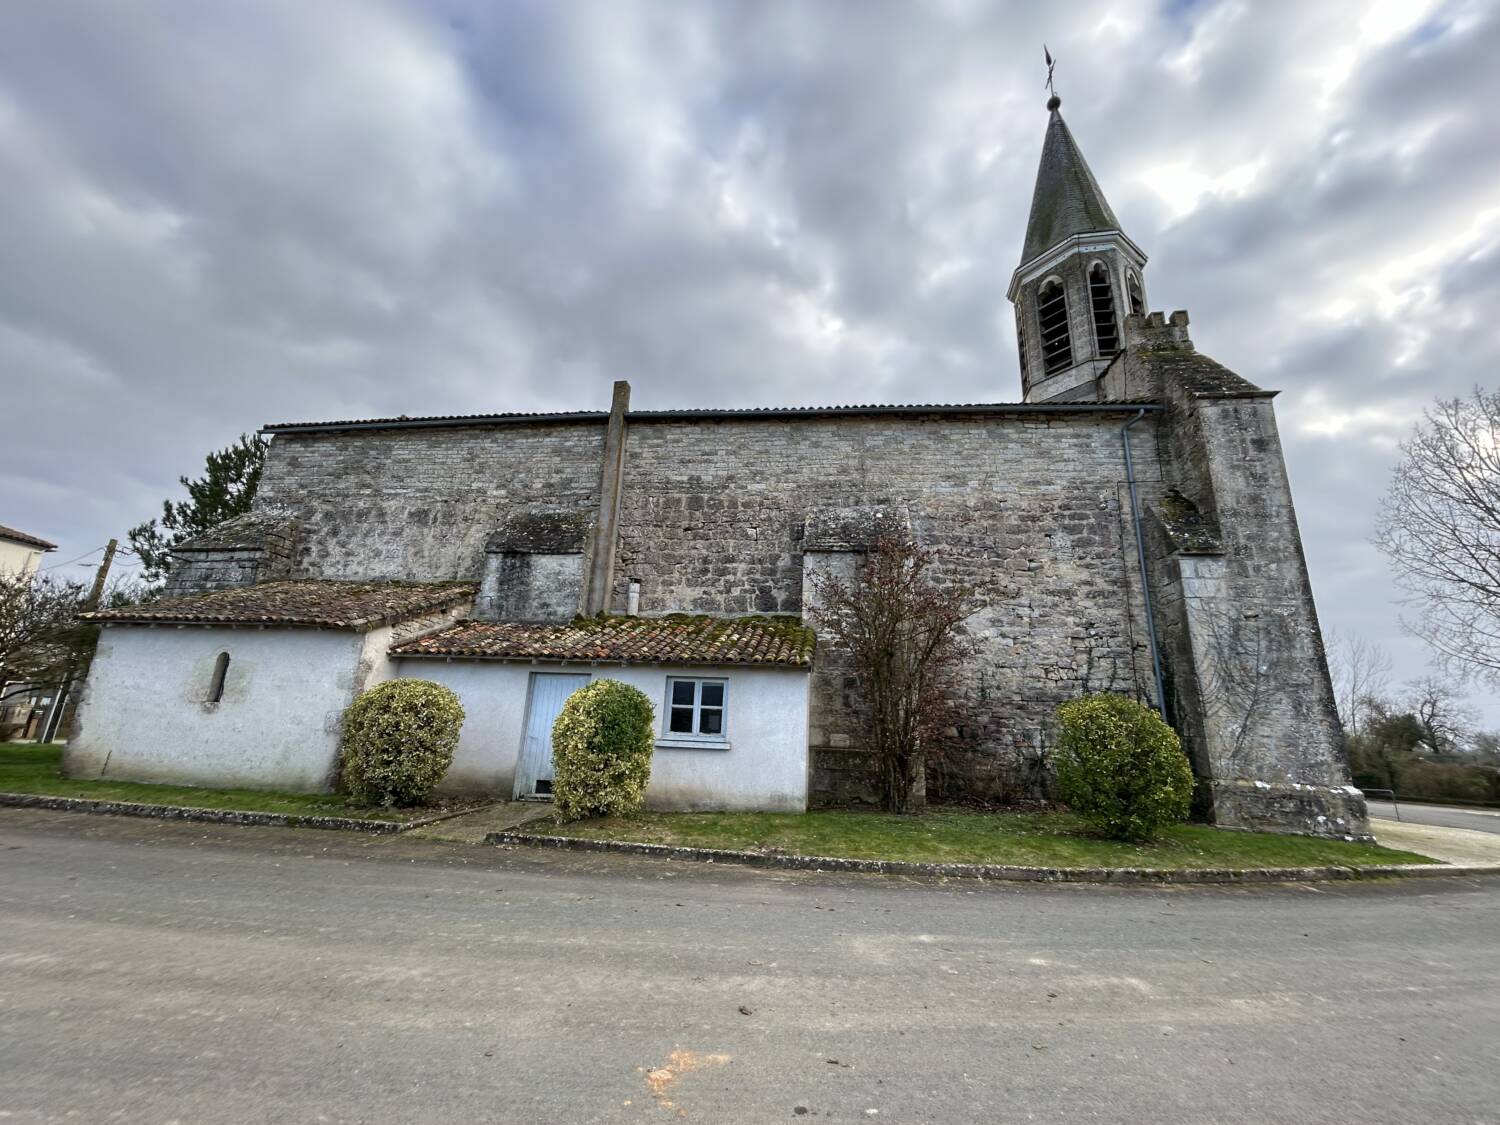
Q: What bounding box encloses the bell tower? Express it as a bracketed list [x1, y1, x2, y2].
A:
[1008, 90, 1147, 403]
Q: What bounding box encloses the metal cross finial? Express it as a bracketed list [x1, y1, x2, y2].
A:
[1043, 45, 1059, 106]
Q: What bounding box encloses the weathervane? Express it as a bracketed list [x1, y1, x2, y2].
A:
[1043, 45, 1060, 109]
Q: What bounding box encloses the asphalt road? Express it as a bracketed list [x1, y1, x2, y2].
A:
[2, 810, 1498, 1124]
[1367, 799, 1500, 834]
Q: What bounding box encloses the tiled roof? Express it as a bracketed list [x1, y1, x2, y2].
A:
[0, 524, 57, 551]
[85, 580, 475, 631]
[262, 401, 1159, 434]
[394, 615, 816, 669]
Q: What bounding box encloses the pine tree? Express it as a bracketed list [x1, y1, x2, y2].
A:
[128, 434, 269, 584]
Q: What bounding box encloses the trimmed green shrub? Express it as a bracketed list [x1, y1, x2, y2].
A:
[551, 679, 654, 821]
[1055, 693, 1193, 840]
[339, 678, 465, 807]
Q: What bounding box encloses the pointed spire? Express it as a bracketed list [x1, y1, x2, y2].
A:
[1018, 98, 1122, 266]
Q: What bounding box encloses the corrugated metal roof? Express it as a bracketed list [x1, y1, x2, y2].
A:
[262, 400, 1160, 435]
[393, 614, 816, 669]
[263, 409, 608, 433]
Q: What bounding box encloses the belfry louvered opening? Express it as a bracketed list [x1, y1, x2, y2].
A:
[1090, 263, 1119, 355]
[1127, 271, 1145, 317]
[1037, 278, 1072, 375]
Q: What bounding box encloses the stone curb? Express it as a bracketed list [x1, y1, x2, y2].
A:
[485, 831, 1500, 885]
[0, 791, 471, 835]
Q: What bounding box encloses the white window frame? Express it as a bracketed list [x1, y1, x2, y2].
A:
[659, 676, 730, 749]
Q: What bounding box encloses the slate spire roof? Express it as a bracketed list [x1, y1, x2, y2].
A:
[1019, 99, 1122, 266]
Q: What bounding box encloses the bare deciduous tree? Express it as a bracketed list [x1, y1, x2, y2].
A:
[0, 572, 89, 686]
[1375, 388, 1500, 683]
[1471, 730, 1500, 763]
[1403, 675, 1477, 757]
[1324, 628, 1393, 736]
[0, 573, 152, 737]
[809, 537, 974, 814]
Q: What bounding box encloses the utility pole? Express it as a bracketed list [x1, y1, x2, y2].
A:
[84, 539, 117, 611]
[39, 539, 116, 744]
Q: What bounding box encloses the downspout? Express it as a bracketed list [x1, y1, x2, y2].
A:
[1122, 409, 1168, 718]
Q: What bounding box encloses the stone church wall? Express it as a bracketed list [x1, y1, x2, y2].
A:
[1154, 390, 1362, 835]
[613, 412, 1164, 803]
[248, 408, 1165, 805]
[254, 423, 605, 585]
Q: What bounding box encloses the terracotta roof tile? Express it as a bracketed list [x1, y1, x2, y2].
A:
[0, 524, 57, 551]
[394, 615, 815, 669]
[85, 580, 475, 631]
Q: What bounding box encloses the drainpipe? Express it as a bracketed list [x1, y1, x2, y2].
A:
[1122, 409, 1167, 718]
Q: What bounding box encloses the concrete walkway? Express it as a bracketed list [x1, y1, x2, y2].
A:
[1368, 799, 1500, 834]
[1372, 818, 1500, 866]
[404, 800, 553, 844]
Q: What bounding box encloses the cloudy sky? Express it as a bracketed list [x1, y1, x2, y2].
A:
[4, 0, 1499, 711]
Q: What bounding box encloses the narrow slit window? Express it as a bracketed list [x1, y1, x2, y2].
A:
[1089, 263, 1119, 354]
[1127, 271, 1145, 317]
[1037, 278, 1072, 375]
[665, 677, 728, 740]
[207, 652, 230, 703]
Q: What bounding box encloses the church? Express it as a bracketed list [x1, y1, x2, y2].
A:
[68, 94, 1370, 839]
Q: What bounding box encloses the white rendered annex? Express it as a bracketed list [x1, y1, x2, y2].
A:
[68, 581, 813, 812]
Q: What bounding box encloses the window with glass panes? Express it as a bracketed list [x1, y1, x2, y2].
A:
[666, 678, 726, 739]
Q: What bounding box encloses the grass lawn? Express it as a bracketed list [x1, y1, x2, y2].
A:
[0, 743, 453, 822]
[524, 808, 1439, 869]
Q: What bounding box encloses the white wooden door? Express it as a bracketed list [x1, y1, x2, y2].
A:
[514, 672, 590, 798]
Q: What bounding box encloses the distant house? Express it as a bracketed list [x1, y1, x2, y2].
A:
[0, 523, 56, 578]
[0, 523, 58, 738]
[0, 686, 54, 742]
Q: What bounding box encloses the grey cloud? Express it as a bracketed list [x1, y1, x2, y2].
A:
[4, 0, 1499, 713]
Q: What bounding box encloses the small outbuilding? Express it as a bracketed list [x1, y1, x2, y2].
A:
[68, 580, 474, 790]
[391, 614, 814, 811]
[69, 581, 814, 812]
